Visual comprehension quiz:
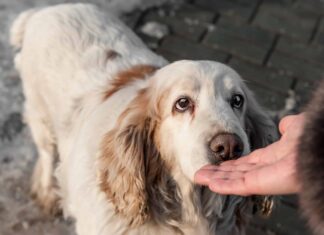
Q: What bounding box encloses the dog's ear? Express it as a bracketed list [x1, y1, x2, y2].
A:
[243, 87, 277, 217]
[244, 87, 278, 150]
[98, 89, 155, 227]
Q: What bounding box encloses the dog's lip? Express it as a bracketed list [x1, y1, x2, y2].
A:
[207, 151, 225, 165]
[201, 160, 224, 170]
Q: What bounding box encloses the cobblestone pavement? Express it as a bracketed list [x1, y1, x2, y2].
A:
[1, 0, 324, 234]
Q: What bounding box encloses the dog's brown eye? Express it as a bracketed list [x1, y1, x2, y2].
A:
[175, 97, 192, 112]
[231, 94, 244, 109]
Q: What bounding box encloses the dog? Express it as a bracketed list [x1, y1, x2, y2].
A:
[10, 4, 277, 235]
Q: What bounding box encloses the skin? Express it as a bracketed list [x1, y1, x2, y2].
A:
[194, 114, 304, 196]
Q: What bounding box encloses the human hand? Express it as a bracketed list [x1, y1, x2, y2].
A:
[194, 114, 305, 196]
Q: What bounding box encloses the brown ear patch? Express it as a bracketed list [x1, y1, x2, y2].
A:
[98, 123, 149, 227]
[98, 88, 183, 229]
[103, 64, 158, 100]
[98, 89, 152, 227]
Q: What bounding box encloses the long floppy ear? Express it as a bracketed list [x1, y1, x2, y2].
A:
[244, 87, 278, 150]
[98, 89, 155, 227]
[243, 86, 277, 217]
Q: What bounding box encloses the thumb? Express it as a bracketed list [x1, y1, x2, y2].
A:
[279, 114, 304, 135]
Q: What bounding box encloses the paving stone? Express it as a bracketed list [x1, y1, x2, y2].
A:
[276, 37, 324, 68]
[159, 36, 229, 62]
[143, 11, 206, 41]
[193, 0, 258, 22]
[245, 83, 286, 110]
[294, 78, 319, 107]
[155, 49, 183, 62]
[263, 0, 295, 5]
[254, 202, 312, 235]
[267, 51, 324, 82]
[230, 0, 260, 5]
[314, 19, 324, 46]
[174, 3, 216, 23]
[229, 58, 293, 93]
[217, 16, 275, 47]
[253, 3, 317, 42]
[204, 28, 271, 64]
[294, 0, 324, 16]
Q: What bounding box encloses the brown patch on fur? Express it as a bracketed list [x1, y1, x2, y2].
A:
[98, 88, 182, 229]
[99, 90, 150, 227]
[103, 64, 158, 100]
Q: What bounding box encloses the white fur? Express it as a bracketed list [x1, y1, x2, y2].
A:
[11, 4, 276, 235]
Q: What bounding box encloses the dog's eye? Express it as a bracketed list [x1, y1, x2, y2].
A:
[231, 94, 244, 109]
[174, 97, 192, 112]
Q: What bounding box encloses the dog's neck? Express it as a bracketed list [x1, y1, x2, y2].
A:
[168, 167, 209, 232]
[174, 171, 200, 221]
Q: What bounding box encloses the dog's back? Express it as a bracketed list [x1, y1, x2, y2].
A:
[10, 3, 166, 145]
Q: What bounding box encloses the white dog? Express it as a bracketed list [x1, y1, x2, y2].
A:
[11, 4, 277, 235]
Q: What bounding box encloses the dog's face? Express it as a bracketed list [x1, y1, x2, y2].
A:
[99, 60, 277, 228]
[150, 61, 251, 180]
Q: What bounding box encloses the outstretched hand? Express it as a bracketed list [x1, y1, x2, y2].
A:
[194, 114, 305, 196]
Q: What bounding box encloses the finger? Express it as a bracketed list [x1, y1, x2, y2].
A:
[221, 148, 267, 165]
[208, 157, 299, 195]
[208, 178, 251, 196]
[195, 168, 246, 185]
[194, 169, 216, 185]
[208, 169, 270, 196]
[200, 164, 219, 170]
[279, 115, 296, 134]
[198, 162, 260, 174]
[279, 114, 304, 134]
[216, 163, 258, 172]
[210, 170, 245, 180]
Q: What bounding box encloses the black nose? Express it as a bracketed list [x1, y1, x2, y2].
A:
[209, 133, 244, 161]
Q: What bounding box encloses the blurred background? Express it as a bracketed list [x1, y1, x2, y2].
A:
[0, 0, 323, 234]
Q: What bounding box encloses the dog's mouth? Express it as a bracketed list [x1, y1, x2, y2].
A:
[208, 154, 225, 165]
[208, 149, 244, 165]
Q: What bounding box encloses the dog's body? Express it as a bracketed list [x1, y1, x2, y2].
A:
[11, 4, 277, 235]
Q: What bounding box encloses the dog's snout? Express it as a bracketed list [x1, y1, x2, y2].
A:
[209, 133, 243, 161]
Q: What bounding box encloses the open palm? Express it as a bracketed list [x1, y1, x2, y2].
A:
[194, 114, 304, 196]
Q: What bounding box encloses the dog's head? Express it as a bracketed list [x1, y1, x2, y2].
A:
[98, 60, 277, 230]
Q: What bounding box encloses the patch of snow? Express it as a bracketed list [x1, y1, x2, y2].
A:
[269, 90, 298, 121]
[207, 24, 216, 32]
[140, 21, 169, 39]
[284, 90, 297, 112]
